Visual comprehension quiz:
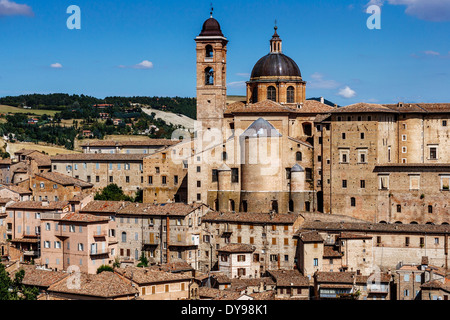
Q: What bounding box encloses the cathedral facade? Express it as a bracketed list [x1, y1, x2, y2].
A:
[143, 14, 450, 226]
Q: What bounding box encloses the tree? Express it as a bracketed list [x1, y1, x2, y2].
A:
[137, 253, 149, 268]
[96, 265, 114, 274]
[94, 184, 133, 202]
[0, 264, 39, 300]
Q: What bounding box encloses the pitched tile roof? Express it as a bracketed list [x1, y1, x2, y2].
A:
[203, 211, 300, 224]
[225, 99, 334, 115]
[198, 287, 241, 300]
[314, 271, 356, 284]
[15, 265, 68, 288]
[297, 230, 324, 243]
[297, 220, 450, 236]
[48, 271, 138, 298]
[323, 246, 343, 258]
[0, 185, 32, 195]
[81, 139, 179, 148]
[51, 153, 147, 161]
[117, 202, 204, 217]
[59, 212, 110, 223]
[114, 267, 192, 285]
[80, 200, 130, 214]
[332, 103, 398, 114]
[7, 200, 69, 210]
[267, 269, 310, 287]
[218, 243, 255, 253]
[36, 172, 93, 188]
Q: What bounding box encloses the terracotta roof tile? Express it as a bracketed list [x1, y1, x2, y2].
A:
[51, 153, 146, 161]
[267, 269, 310, 287]
[81, 139, 179, 148]
[203, 211, 300, 224]
[48, 271, 138, 298]
[15, 265, 68, 288]
[332, 103, 397, 113]
[80, 200, 130, 213]
[114, 267, 192, 285]
[59, 212, 110, 223]
[218, 243, 255, 253]
[7, 200, 69, 210]
[315, 271, 356, 284]
[36, 172, 93, 188]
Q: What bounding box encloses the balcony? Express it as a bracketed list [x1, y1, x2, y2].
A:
[23, 250, 39, 257]
[89, 249, 109, 256]
[93, 231, 108, 239]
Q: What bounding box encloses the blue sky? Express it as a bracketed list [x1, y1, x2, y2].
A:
[0, 0, 449, 106]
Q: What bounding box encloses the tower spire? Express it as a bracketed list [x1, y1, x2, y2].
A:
[270, 22, 282, 53]
[210, 3, 214, 18]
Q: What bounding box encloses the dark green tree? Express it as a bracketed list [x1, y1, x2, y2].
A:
[94, 184, 133, 202]
[96, 265, 114, 274]
[0, 264, 39, 300]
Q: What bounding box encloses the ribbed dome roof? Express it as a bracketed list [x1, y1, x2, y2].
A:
[199, 17, 224, 37]
[251, 53, 302, 80]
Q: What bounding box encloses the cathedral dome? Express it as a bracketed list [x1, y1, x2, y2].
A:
[250, 53, 302, 80]
[199, 17, 224, 37]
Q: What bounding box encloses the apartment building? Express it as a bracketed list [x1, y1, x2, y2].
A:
[200, 211, 304, 274]
[81, 139, 179, 154]
[30, 172, 93, 202]
[50, 153, 146, 195]
[40, 211, 115, 274]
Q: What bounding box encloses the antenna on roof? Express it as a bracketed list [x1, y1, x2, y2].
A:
[210, 3, 214, 17]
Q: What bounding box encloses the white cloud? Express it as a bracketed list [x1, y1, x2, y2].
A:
[50, 63, 63, 69]
[0, 0, 33, 17]
[227, 81, 246, 88]
[424, 50, 440, 56]
[133, 60, 153, 69]
[366, 0, 450, 22]
[338, 86, 357, 99]
[308, 72, 340, 90]
[120, 60, 154, 70]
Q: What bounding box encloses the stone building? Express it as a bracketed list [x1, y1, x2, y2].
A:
[115, 202, 209, 268]
[200, 211, 304, 274]
[81, 139, 178, 155]
[30, 172, 93, 202]
[318, 103, 450, 224]
[295, 218, 450, 276]
[50, 153, 146, 196]
[217, 243, 257, 279]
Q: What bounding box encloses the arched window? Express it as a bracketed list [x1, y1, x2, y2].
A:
[271, 200, 279, 213]
[222, 151, 227, 161]
[287, 86, 295, 103]
[205, 67, 214, 85]
[296, 152, 302, 162]
[242, 200, 248, 212]
[267, 86, 276, 101]
[121, 232, 127, 243]
[397, 204, 402, 213]
[350, 197, 356, 207]
[428, 205, 433, 214]
[205, 45, 213, 58]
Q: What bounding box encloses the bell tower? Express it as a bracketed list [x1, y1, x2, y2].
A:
[195, 9, 228, 136]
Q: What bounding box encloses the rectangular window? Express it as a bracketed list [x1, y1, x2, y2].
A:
[148, 176, 153, 185]
[212, 169, 218, 182]
[342, 180, 347, 188]
[162, 176, 167, 185]
[231, 168, 239, 183]
[360, 180, 366, 188]
[339, 150, 349, 163]
[379, 175, 389, 190]
[410, 175, 420, 190]
[314, 258, 318, 266]
[429, 147, 438, 160]
[441, 176, 450, 191]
